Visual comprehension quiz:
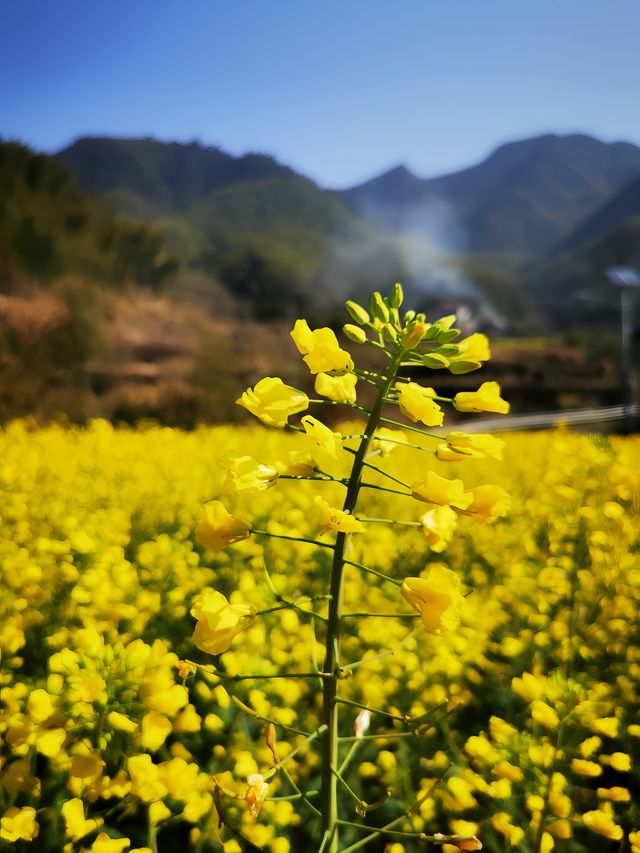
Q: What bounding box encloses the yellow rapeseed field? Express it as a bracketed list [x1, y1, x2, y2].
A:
[1, 419, 639, 852]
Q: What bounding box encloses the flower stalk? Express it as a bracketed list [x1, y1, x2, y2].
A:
[319, 347, 405, 852]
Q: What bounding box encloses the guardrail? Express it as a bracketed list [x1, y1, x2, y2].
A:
[458, 404, 640, 433]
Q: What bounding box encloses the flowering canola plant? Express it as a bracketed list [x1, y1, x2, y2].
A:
[0, 287, 639, 852]
[200, 285, 513, 851]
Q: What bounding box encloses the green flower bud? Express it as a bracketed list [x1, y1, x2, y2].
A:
[449, 360, 482, 374]
[343, 323, 368, 344]
[435, 344, 459, 355]
[390, 282, 404, 308]
[345, 300, 370, 325]
[381, 322, 398, 342]
[422, 352, 450, 368]
[404, 309, 416, 323]
[370, 292, 390, 322]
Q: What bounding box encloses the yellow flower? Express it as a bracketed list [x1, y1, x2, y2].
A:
[453, 381, 510, 414]
[448, 333, 491, 374]
[591, 716, 619, 738]
[372, 427, 407, 456]
[491, 811, 524, 846]
[597, 786, 630, 802]
[61, 798, 102, 842]
[419, 505, 458, 552]
[457, 485, 510, 522]
[437, 432, 504, 461]
[195, 501, 251, 551]
[531, 700, 560, 730]
[141, 711, 172, 750]
[236, 377, 309, 428]
[401, 565, 463, 632]
[547, 819, 572, 839]
[571, 758, 602, 777]
[604, 752, 631, 772]
[314, 372, 357, 403]
[106, 711, 137, 734]
[315, 496, 366, 534]
[0, 807, 39, 842]
[244, 773, 269, 817]
[301, 415, 342, 460]
[290, 319, 354, 375]
[127, 755, 169, 803]
[396, 381, 444, 426]
[511, 672, 545, 701]
[411, 471, 472, 510]
[224, 456, 279, 494]
[81, 832, 131, 852]
[582, 810, 623, 840]
[191, 589, 256, 656]
[579, 736, 602, 757]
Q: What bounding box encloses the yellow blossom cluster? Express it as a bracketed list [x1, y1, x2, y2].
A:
[1, 412, 639, 849]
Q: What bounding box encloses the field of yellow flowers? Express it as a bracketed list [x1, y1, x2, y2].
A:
[1, 419, 639, 852]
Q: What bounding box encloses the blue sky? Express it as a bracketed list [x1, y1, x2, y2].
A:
[1, 0, 638, 187]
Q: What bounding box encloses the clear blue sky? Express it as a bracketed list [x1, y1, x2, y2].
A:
[1, 0, 638, 188]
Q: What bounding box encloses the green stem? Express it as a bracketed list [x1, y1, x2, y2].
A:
[343, 558, 403, 587]
[356, 516, 421, 527]
[331, 767, 363, 805]
[379, 416, 445, 436]
[280, 765, 321, 817]
[190, 662, 331, 682]
[338, 739, 364, 777]
[265, 724, 327, 780]
[338, 730, 418, 742]
[308, 398, 370, 414]
[335, 696, 409, 723]
[342, 611, 418, 618]
[280, 473, 347, 484]
[359, 481, 412, 497]
[339, 628, 421, 674]
[251, 529, 335, 550]
[361, 460, 410, 488]
[320, 345, 405, 853]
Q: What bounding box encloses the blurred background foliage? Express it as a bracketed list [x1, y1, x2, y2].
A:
[1, 133, 638, 425]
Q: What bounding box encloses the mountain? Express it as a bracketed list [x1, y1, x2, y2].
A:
[0, 139, 177, 288]
[344, 134, 640, 258]
[523, 214, 640, 329]
[557, 174, 640, 253]
[57, 136, 298, 218]
[56, 136, 393, 320]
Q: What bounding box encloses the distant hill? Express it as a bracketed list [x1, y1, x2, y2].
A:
[52, 132, 640, 331]
[344, 134, 640, 258]
[523, 215, 640, 329]
[57, 137, 297, 217]
[557, 174, 640, 253]
[0, 139, 177, 289]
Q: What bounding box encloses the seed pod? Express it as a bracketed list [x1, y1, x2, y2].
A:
[265, 723, 278, 764]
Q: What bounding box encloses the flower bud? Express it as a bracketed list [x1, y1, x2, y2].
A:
[370, 291, 390, 322]
[381, 323, 398, 343]
[343, 323, 368, 344]
[390, 282, 404, 308]
[345, 300, 370, 325]
[401, 322, 428, 350]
